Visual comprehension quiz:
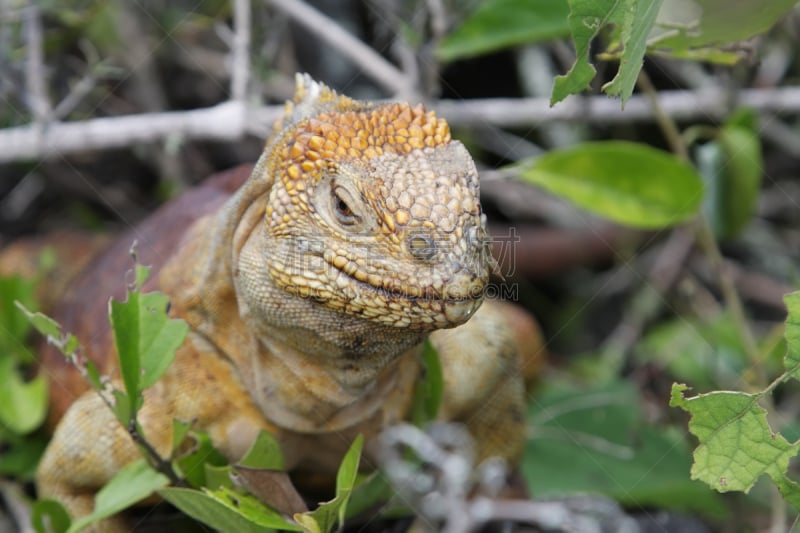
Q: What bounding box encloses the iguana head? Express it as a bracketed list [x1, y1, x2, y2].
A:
[240, 76, 491, 336]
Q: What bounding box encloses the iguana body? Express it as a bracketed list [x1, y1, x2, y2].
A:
[19, 76, 540, 529]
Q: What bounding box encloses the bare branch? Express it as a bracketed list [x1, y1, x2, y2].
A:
[267, 0, 413, 97]
[0, 101, 251, 162]
[0, 481, 34, 533]
[3, 86, 800, 163]
[23, 3, 50, 124]
[51, 69, 98, 121]
[433, 86, 800, 127]
[230, 0, 251, 101]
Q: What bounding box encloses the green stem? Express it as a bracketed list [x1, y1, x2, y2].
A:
[637, 71, 689, 161]
[696, 221, 766, 388]
[128, 420, 184, 486]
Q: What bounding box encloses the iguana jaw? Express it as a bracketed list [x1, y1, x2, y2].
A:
[320, 249, 487, 322]
[323, 257, 483, 302]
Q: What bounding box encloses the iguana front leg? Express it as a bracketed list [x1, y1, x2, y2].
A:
[431, 300, 543, 462]
[36, 334, 276, 531]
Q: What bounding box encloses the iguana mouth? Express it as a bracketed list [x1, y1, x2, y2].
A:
[324, 255, 484, 304]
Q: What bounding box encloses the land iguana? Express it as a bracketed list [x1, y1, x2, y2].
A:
[4, 75, 543, 529]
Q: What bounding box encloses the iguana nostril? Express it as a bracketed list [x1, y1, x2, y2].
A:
[408, 234, 437, 260]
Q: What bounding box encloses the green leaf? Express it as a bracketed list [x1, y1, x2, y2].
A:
[232, 467, 308, 517]
[344, 471, 394, 520]
[715, 126, 762, 237]
[411, 340, 444, 426]
[517, 141, 704, 228]
[296, 435, 364, 532]
[16, 303, 82, 377]
[293, 514, 322, 533]
[110, 287, 188, 417]
[110, 389, 132, 427]
[16, 303, 62, 342]
[67, 459, 170, 533]
[210, 486, 302, 530]
[437, 0, 570, 62]
[0, 434, 47, 478]
[174, 429, 228, 489]
[238, 430, 285, 470]
[672, 292, 800, 509]
[0, 357, 48, 434]
[552, 0, 662, 106]
[697, 109, 762, 239]
[524, 381, 726, 516]
[32, 499, 71, 533]
[205, 464, 236, 491]
[726, 107, 758, 131]
[650, 0, 798, 61]
[134, 264, 151, 290]
[670, 384, 799, 496]
[650, 46, 742, 65]
[774, 474, 800, 511]
[0, 276, 36, 362]
[784, 292, 800, 380]
[601, 0, 663, 103]
[172, 419, 193, 455]
[160, 486, 302, 532]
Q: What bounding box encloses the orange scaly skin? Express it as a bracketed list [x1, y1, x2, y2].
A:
[31, 75, 541, 531]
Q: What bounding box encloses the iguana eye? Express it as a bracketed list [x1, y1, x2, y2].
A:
[332, 186, 359, 225]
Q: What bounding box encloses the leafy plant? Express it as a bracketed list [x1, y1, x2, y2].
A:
[437, 0, 570, 61]
[439, 0, 798, 105]
[160, 434, 364, 533]
[0, 272, 50, 479]
[441, 0, 795, 524]
[671, 292, 800, 508]
[517, 140, 705, 228]
[16, 254, 439, 532]
[692, 108, 764, 240]
[553, 0, 663, 105]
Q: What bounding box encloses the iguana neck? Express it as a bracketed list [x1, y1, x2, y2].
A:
[247, 334, 420, 432]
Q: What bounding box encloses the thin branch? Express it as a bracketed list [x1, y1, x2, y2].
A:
[474, 496, 637, 532]
[0, 101, 252, 162]
[760, 116, 800, 158]
[230, 0, 250, 102]
[637, 70, 689, 160]
[3, 86, 800, 163]
[51, 69, 98, 120]
[435, 85, 800, 127]
[127, 420, 183, 486]
[0, 481, 34, 533]
[267, 0, 413, 97]
[0, 0, 13, 99]
[695, 222, 765, 386]
[425, 0, 447, 40]
[599, 226, 696, 372]
[23, 3, 50, 124]
[688, 254, 793, 311]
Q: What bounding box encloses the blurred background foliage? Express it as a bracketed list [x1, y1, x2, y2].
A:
[2, 1, 800, 531]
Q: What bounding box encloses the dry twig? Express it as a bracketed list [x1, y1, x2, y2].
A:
[268, 0, 413, 97]
[3, 86, 800, 163]
[231, 0, 251, 102]
[23, 3, 50, 124]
